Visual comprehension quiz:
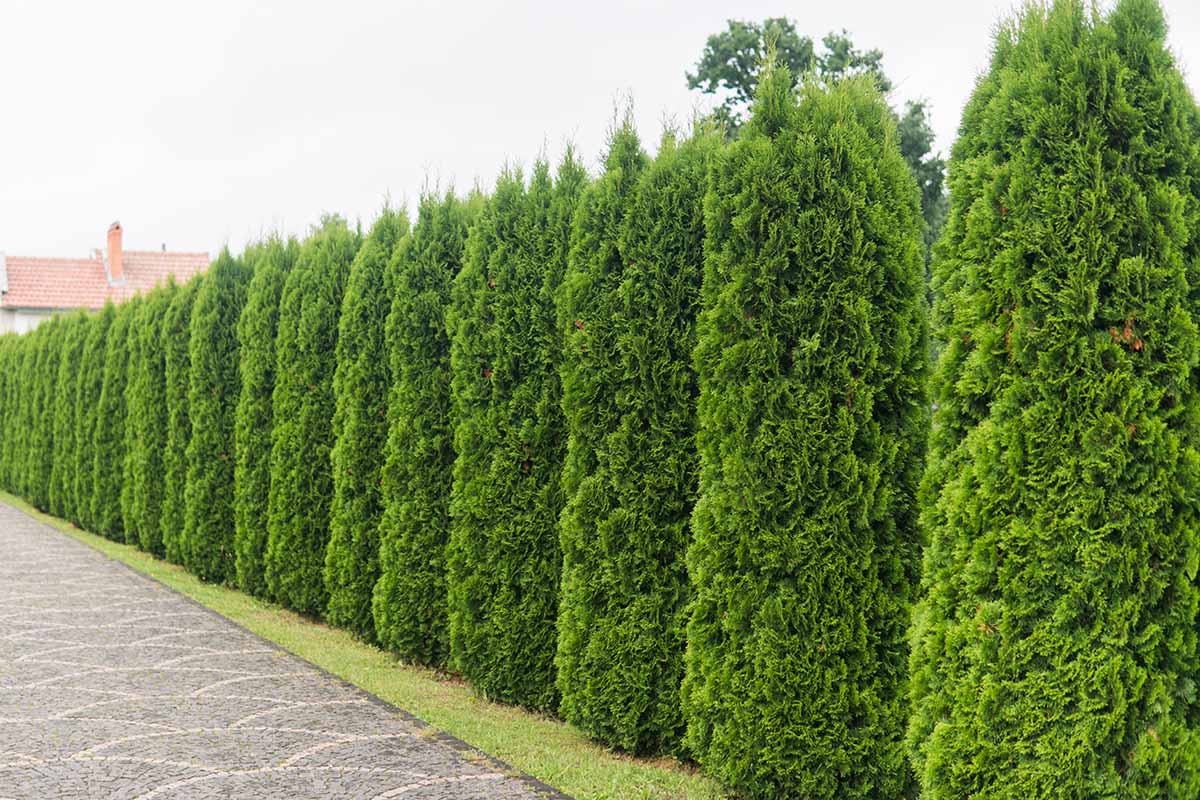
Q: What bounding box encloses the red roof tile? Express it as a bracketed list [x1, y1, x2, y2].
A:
[1, 250, 209, 310]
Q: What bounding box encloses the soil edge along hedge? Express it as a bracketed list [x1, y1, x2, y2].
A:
[324, 209, 408, 637]
[682, 65, 928, 798]
[234, 239, 297, 597]
[161, 277, 204, 563]
[373, 191, 474, 665]
[557, 127, 712, 753]
[183, 250, 251, 582]
[265, 217, 360, 615]
[908, 1, 1200, 795]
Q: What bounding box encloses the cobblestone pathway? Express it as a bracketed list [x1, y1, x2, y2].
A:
[0, 501, 563, 799]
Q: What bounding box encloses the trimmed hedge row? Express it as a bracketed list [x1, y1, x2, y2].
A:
[7, 6, 1192, 792]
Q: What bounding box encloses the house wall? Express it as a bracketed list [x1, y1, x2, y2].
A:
[0, 308, 58, 335]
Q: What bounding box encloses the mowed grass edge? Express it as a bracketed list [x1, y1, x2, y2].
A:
[0, 491, 723, 800]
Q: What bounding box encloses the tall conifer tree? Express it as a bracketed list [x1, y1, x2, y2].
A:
[264, 217, 360, 615]
[372, 191, 475, 665]
[556, 128, 713, 752]
[91, 297, 137, 540]
[324, 208, 408, 636]
[234, 238, 297, 596]
[162, 277, 203, 563]
[909, 1, 1200, 795]
[682, 66, 928, 798]
[49, 312, 89, 520]
[183, 250, 252, 581]
[72, 303, 114, 531]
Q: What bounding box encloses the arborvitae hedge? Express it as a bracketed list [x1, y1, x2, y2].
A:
[161, 277, 203, 563]
[372, 191, 475, 665]
[0, 335, 15, 491]
[91, 297, 137, 540]
[908, 1, 1200, 795]
[265, 217, 360, 615]
[444, 162, 572, 710]
[682, 66, 928, 798]
[324, 209, 408, 636]
[121, 284, 173, 554]
[2, 330, 35, 494]
[26, 320, 61, 509]
[556, 128, 713, 752]
[72, 303, 114, 531]
[234, 238, 297, 597]
[49, 312, 89, 520]
[182, 250, 251, 582]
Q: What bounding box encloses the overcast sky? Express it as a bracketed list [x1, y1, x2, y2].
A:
[3, 0, 1199, 258]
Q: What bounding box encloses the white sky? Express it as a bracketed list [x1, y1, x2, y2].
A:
[2, 0, 1199, 258]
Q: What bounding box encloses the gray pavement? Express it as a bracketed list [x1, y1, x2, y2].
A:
[0, 501, 562, 800]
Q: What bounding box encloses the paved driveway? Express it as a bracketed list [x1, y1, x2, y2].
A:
[0, 501, 562, 800]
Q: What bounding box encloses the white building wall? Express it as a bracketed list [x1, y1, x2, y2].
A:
[0, 308, 58, 335]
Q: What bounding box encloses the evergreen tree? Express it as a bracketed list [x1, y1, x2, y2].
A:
[0, 335, 16, 492]
[72, 303, 114, 531]
[372, 191, 475, 665]
[682, 67, 928, 798]
[49, 312, 89, 520]
[24, 321, 60, 508]
[324, 208, 408, 636]
[265, 217, 360, 615]
[182, 250, 252, 582]
[121, 284, 173, 553]
[556, 128, 713, 752]
[91, 297, 137, 540]
[3, 329, 37, 494]
[234, 238, 297, 596]
[161, 277, 203, 563]
[909, 1, 1200, 796]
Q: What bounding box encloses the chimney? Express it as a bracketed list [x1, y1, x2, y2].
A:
[106, 221, 124, 284]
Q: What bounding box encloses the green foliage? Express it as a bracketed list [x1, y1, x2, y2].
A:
[161, 277, 204, 563]
[0, 335, 17, 493]
[91, 298, 137, 540]
[25, 321, 62, 509]
[182, 250, 252, 582]
[49, 312, 89, 520]
[687, 19, 945, 242]
[121, 284, 173, 553]
[72, 303, 114, 531]
[908, 1, 1200, 795]
[2, 330, 36, 494]
[556, 127, 713, 752]
[372, 191, 475, 665]
[683, 66, 927, 798]
[324, 209, 408, 637]
[234, 238, 297, 597]
[446, 157, 586, 710]
[265, 217, 361, 615]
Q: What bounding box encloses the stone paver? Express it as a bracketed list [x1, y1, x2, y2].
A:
[0, 502, 565, 800]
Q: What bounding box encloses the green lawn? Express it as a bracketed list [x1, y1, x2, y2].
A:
[0, 491, 723, 800]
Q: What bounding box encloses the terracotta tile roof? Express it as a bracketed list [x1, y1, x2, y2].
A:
[0, 250, 209, 311]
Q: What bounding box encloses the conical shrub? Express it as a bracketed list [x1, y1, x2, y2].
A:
[91, 297, 137, 540]
[556, 127, 714, 752]
[121, 283, 173, 554]
[265, 217, 360, 615]
[372, 191, 475, 665]
[161, 277, 204, 563]
[72, 303, 115, 531]
[324, 208, 408, 637]
[49, 312, 90, 520]
[908, 1, 1200, 795]
[446, 158, 585, 711]
[183, 250, 252, 582]
[682, 66, 928, 798]
[234, 238, 297, 597]
[26, 320, 62, 509]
